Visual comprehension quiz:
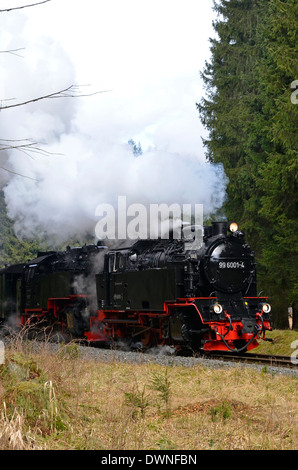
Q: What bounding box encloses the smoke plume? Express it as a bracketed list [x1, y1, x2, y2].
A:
[1, 8, 227, 246]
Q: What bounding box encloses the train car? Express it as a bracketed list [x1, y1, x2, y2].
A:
[0, 243, 106, 337]
[91, 222, 272, 352]
[0, 263, 23, 324]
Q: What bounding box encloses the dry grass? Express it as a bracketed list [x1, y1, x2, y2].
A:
[0, 334, 297, 450]
[0, 404, 29, 450]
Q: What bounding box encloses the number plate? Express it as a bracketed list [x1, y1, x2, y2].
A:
[218, 261, 245, 269]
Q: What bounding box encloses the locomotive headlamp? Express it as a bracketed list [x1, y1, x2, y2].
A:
[213, 303, 223, 314]
[262, 303, 271, 313]
[229, 222, 238, 233]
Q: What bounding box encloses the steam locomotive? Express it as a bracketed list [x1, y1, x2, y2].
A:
[0, 221, 272, 353]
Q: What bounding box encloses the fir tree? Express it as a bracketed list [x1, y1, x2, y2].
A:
[198, 0, 298, 325]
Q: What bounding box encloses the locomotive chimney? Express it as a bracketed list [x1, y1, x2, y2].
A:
[212, 221, 228, 237]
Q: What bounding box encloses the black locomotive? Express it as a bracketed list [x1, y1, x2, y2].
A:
[92, 221, 272, 352]
[0, 221, 272, 352]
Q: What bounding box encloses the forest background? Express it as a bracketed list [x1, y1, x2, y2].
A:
[197, 0, 297, 327]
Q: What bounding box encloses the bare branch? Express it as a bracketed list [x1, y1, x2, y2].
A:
[0, 139, 61, 158]
[0, 1, 51, 13]
[0, 85, 111, 179]
[0, 85, 111, 110]
[0, 139, 61, 180]
[0, 166, 38, 180]
[0, 48, 25, 57]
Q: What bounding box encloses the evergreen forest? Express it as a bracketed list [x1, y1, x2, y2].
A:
[198, 0, 297, 326]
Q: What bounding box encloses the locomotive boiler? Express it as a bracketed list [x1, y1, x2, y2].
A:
[90, 221, 272, 352]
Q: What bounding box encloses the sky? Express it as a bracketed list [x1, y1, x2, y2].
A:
[0, 0, 227, 243]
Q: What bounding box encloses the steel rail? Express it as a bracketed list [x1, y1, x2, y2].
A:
[205, 351, 297, 369]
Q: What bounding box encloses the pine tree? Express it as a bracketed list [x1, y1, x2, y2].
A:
[198, 0, 265, 241]
[255, 0, 298, 318]
[198, 0, 298, 326]
[0, 191, 40, 267]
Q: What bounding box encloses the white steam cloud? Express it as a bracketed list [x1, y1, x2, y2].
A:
[1, 6, 227, 245]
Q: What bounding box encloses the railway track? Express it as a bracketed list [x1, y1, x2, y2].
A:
[2, 325, 297, 371]
[206, 351, 297, 369]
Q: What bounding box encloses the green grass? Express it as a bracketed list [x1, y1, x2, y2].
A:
[0, 330, 297, 450]
[252, 329, 298, 356]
